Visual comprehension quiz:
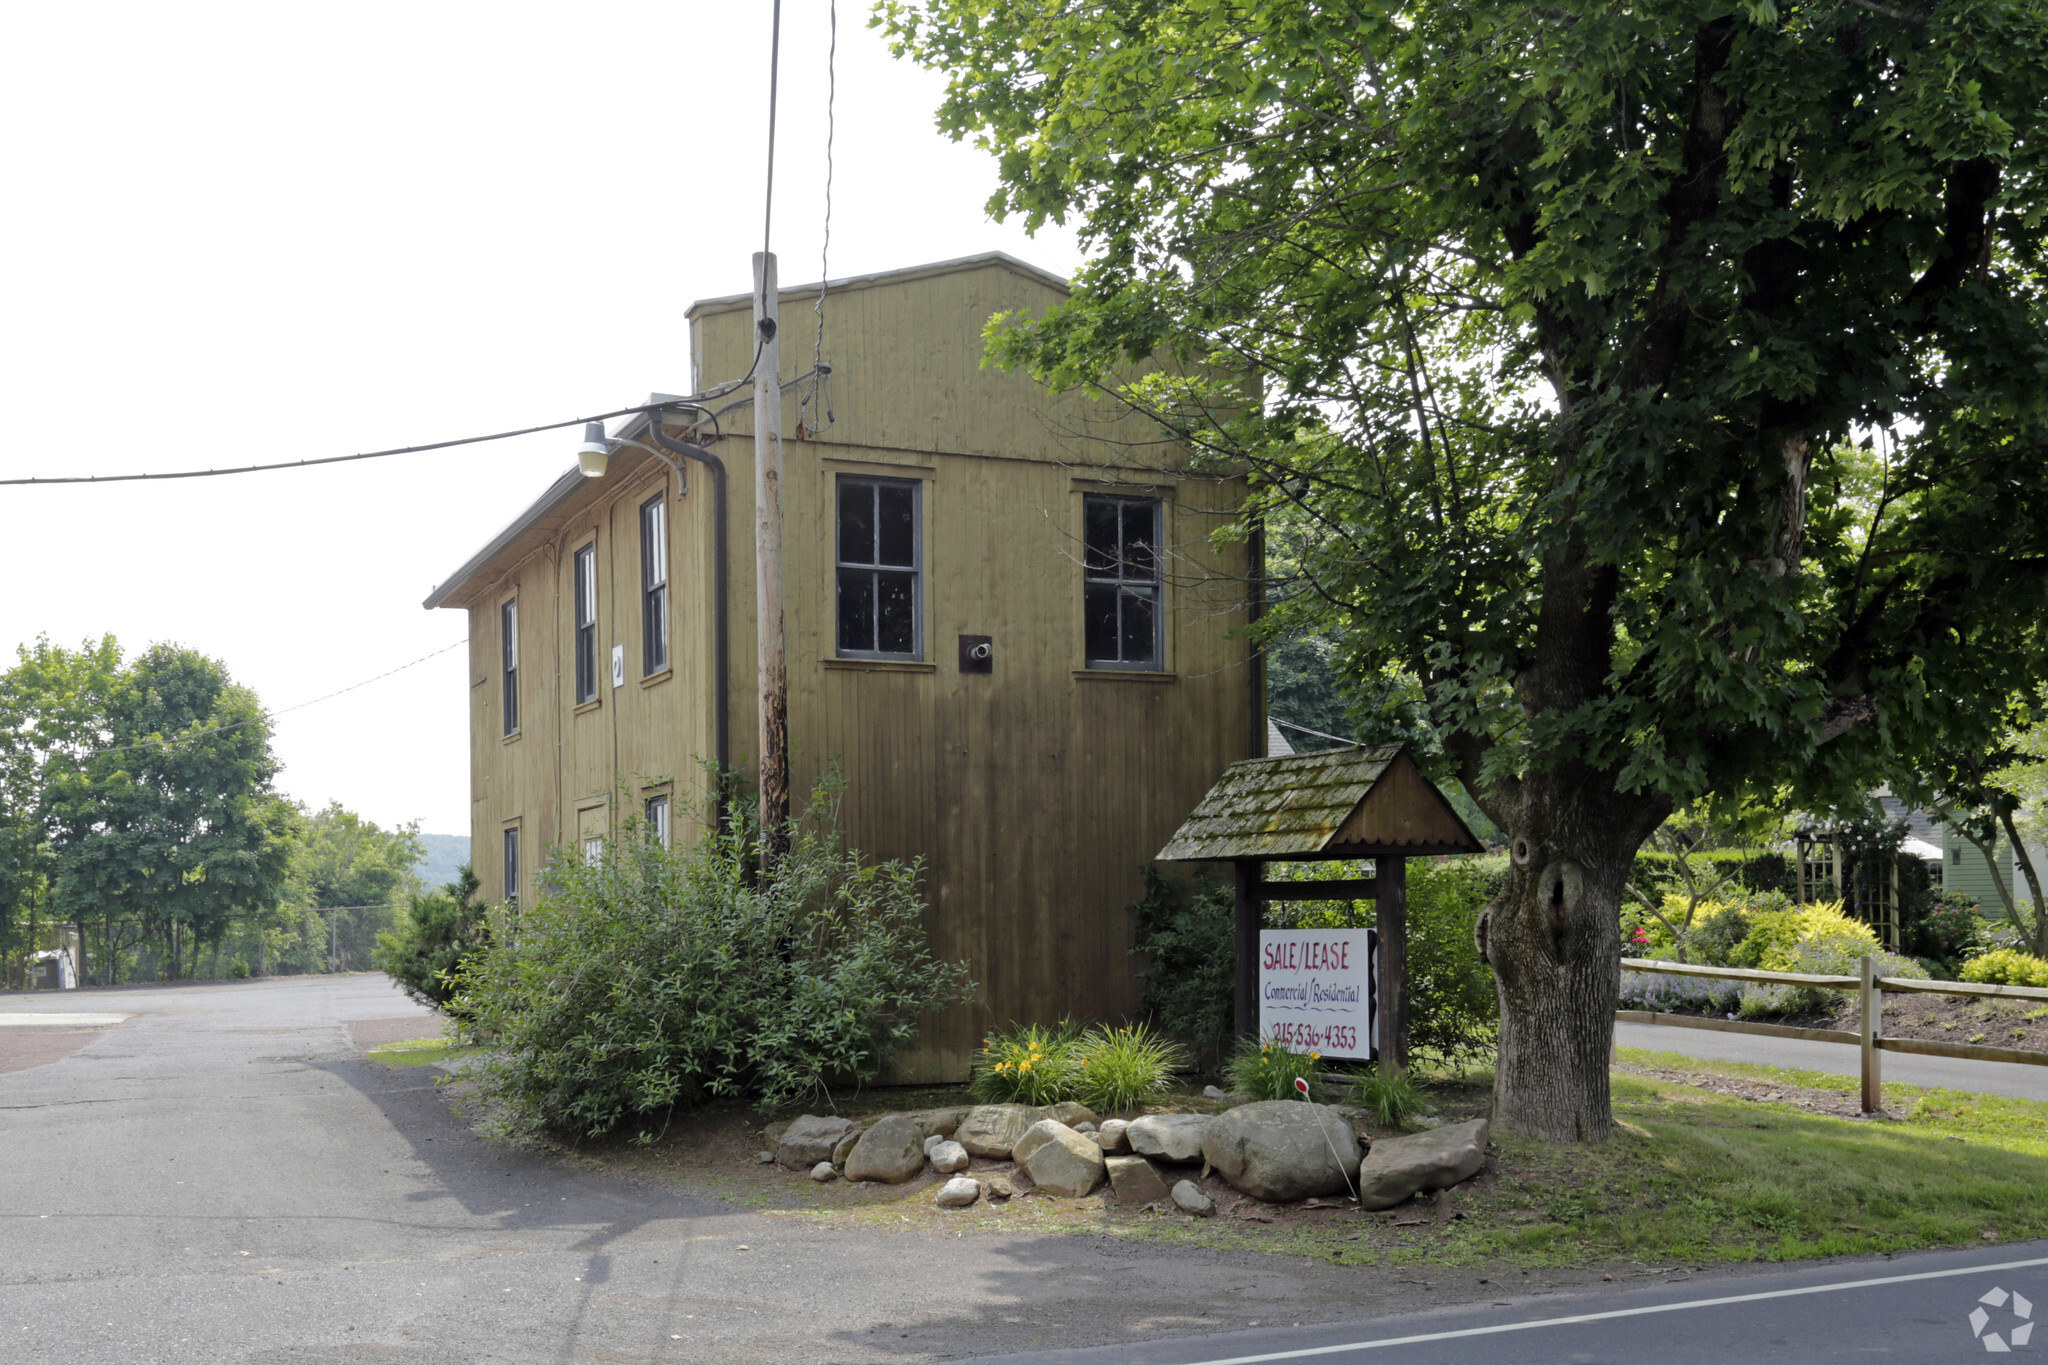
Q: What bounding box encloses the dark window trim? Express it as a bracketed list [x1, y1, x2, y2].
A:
[1082, 493, 1164, 670]
[500, 599, 520, 734]
[641, 496, 669, 676]
[834, 474, 924, 661]
[573, 543, 598, 704]
[501, 825, 521, 905]
[645, 793, 671, 849]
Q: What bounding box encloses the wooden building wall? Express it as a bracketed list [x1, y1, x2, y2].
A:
[442, 255, 1256, 1079]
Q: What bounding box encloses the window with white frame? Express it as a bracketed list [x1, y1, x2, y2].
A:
[574, 544, 598, 704]
[502, 826, 521, 905]
[835, 475, 921, 658]
[641, 495, 669, 675]
[500, 599, 520, 733]
[1082, 494, 1163, 669]
[645, 794, 671, 849]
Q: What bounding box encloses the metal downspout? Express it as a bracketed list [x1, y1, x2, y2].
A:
[645, 419, 732, 825]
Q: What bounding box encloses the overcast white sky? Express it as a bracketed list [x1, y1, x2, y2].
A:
[0, 1, 1080, 838]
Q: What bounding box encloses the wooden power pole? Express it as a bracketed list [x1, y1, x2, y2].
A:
[753, 251, 790, 866]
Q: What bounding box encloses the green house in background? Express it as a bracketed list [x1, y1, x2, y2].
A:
[1937, 825, 2047, 922]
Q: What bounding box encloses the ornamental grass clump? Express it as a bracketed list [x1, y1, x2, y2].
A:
[451, 778, 973, 1141]
[1226, 1036, 1322, 1101]
[971, 1020, 1084, 1105]
[1351, 1065, 1428, 1129]
[1073, 1024, 1185, 1114]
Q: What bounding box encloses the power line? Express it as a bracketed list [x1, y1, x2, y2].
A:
[0, 404, 670, 487]
[85, 639, 468, 757]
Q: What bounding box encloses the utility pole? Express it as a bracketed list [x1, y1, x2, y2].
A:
[753, 250, 789, 867]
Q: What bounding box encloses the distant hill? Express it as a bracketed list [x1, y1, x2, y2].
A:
[415, 834, 471, 894]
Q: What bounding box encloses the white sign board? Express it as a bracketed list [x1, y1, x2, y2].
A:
[1258, 928, 1376, 1060]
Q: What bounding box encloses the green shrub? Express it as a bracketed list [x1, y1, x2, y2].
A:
[1730, 900, 1877, 972]
[1961, 948, 2048, 989]
[971, 1021, 1084, 1105]
[227, 958, 251, 980]
[453, 782, 974, 1139]
[1073, 1024, 1185, 1114]
[374, 865, 486, 1011]
[1128, 869, 1235, 1065]
[1736, 942, 1927, 1018]
[1226, 1036, 1323, 1101]
[1351, 1066, 1428, 1128]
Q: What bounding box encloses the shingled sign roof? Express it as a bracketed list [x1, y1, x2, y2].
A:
[1156, 743, 1482, 862]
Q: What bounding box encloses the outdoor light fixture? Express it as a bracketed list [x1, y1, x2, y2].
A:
[576, 423, 611, 478]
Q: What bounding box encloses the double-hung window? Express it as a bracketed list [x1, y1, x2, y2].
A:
[835, 475, 921, 659]
[645, 794, 671, 849]
[1082, 495, 1163, 669]
[500, 599, 520, 733]
[502, 827, 521, 905]
[641, 496, 669, 675]
[573, 544, 598, 704]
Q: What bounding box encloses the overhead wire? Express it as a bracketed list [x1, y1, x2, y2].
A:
[802, 0, 838, 436]
[82, 638, 469, 757]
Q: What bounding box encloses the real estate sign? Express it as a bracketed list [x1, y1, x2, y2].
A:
[1258, 928, 1376, 1060]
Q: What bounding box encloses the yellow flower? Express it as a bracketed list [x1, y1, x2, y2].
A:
[1019, 1059, 1033, 1072]
[1309, 1051, 1321, 1061]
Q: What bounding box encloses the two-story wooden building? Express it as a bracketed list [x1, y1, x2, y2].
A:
[423, 252, 1258, 1078]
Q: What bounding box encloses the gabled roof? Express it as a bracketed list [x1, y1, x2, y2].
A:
[1156, 743, 1483, 862]
[685, 251, 1068, 319]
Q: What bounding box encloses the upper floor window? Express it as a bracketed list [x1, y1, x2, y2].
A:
[836, 475, 921, 659]
[500, 599, 520, 734]
[641, 496, 669, 675]
[1083, 495, 1162, 669]
[574, 544, 598, 704]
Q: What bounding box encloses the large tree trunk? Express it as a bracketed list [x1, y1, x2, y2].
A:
[1480, 770, 1665, 1142]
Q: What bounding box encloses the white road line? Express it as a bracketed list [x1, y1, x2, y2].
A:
[0, 1014, 130, 1027]
[1179, 1254, 2048, 1363]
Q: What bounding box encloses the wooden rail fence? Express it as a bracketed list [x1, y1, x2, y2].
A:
[1616, 956, 2048, 1112]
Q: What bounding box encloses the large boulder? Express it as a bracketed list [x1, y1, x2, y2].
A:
[1042, 1101, 1100, 1128]
[955, 1105, 1038, 1158]
[1105, 1154, 1171, 1207]
[1094, 1118, 1131, 1154]
[1202, 1101, 1363, 1203]
[843, 1115, 927, 1184]
[1011, 1120, 1107, 1197]
[911, 1107, 973, 1140]
[1357, 1118, 1490, 1210]
[776, 1115, 857, 1170]
[1127, 1113, 1212, 1164]
[831, 1129, 862, 1168]
[929, 1140, 971, 1174]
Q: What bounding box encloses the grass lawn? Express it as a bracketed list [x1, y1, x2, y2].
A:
[391, 1046, 2048, 1273]
[363, 1037, 478, 1068]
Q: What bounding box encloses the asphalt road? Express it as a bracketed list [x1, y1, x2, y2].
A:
[967, 1243, 2048, 1363]
[5, 978, 2041, 1364]
[1614, 1018, 2048, 1102]
[0, 976, 1508, 1364]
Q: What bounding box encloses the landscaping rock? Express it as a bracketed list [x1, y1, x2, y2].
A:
[762, 1121, 791, 1148]
[1094, 1118, 1131, 1154]
[1127, 1113, 1212, 1163]
[1202, 1101, 1363, 1203]
[843, 1115, 927, 1184]
[1105, 1154, 1172, 1207]
[810, 1161, 838, 1183]
[831, 1129, 862, 1168]
[1202, 1085, 1230, 1102]
[934, 1177, 981, 1208]
[955, 1105, 1039, 1158]
[755, 1151, 775, 1164]
[1012, 1120, 1107, 1197]
[923, 1133, 948, 1157]
[1356, 1118, 1489, 1210]
[911, 1106, 972, 1140]
[1172, 1179, 1216, 1216]
[929, 1139, 971, 1174]
[776, 1114, 857, 1170]
[1075, 1121, 1098, 1134]
[984, 1173, 1017, 1199]
[1042, 1101, 1100, 1129]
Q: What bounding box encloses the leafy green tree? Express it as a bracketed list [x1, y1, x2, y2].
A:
[885, 0, 2048, 1138]
[288, 801, 425, 970]
[47, 644, 296, 980]
[0, 636, 123, 978]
